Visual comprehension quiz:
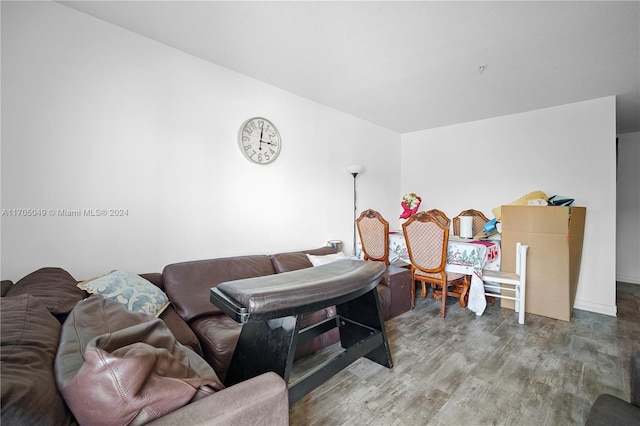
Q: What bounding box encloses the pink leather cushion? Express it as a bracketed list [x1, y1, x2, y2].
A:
[6, 267, 85, 319]
[1, 294, 75, 426]
[56, 295, 224, 426]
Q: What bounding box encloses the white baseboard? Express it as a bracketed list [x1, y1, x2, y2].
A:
[573, 280, 638, 317]
[616, 273, 640, 284]
[573, 299, 617, 317]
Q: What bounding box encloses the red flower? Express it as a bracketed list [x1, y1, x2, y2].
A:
[399, 197, 421, 219]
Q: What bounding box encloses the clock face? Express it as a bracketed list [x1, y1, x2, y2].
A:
[238, 117, 281, 164]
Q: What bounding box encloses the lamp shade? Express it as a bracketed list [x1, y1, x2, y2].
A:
[345, 164, 364, 175]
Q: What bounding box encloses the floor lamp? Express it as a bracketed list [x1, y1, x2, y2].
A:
[346, 164, 364, 256]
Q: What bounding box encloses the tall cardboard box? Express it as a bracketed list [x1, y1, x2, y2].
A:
[500, 205, 586, 321]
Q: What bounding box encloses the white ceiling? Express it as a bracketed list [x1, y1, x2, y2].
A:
[58, 1, 640, 134]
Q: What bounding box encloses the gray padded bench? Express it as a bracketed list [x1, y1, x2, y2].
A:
[210, 259, 392, 404]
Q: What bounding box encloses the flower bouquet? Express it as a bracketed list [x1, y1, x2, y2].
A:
[400, 193, 421, 219]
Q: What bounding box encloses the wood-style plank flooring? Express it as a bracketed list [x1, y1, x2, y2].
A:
[289, 282, 640, 425]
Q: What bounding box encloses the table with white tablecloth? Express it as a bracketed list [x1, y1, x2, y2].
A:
[359, 233, 501, 316]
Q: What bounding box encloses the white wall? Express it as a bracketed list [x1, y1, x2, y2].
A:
[401, 97, 617, 316]
[1, 2, 630, 319]
[616, 132, 640, 284]
[0, 1, 401, 281]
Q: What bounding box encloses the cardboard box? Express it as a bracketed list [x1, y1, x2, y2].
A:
[499, 205, 586, 321]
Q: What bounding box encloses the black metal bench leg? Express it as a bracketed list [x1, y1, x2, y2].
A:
[336, 287, 393, 368]
[223, 315, 301, 387]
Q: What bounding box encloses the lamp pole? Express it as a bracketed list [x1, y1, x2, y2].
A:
[345, 165, 364, 256]
[351, 171, 358, 255]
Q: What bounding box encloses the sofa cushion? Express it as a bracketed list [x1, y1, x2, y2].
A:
[191, 310, 341, 379]
[191, 315, 243, 379]
[158, 304, 204, 356]
[55, 295, 223, 426]
[295, 307, 340, 360]
[5, 267, 85, 321]
[78, 270, 170, 317]
[307, 252, 348, 266]
[270, 246, 337, 273]
[1, 294, 76, 426]
[163, 255, 276, 321]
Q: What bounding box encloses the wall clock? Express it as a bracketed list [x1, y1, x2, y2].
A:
[238, 117, 281, 164]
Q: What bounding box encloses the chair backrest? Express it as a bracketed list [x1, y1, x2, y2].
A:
[356, 209, 389, 263]
[402, 211, 448, 273]
[453, 209, 490, 237]
[425, 209, 451, 228]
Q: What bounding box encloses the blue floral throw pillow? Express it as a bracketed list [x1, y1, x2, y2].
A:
[78, 271, 170, 317]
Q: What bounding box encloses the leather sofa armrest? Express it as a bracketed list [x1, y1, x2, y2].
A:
[147, 372, 289, 426]
[1, 280, 14, 297]
[585, 348, 640, 426]
[379, 265, 409, 289]
[586, 394, 640, 426]
[379, 266, 412, 319]
[139, 272, 165, 290]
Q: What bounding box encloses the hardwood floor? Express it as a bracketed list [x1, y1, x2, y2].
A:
[289, 282, 640, 425]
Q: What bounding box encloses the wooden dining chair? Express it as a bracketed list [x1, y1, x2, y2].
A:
[425, 209, 451, 228]
[357, 209, 410, 268]
[452, 209, 490, 238]
[402, 211, 469, 317]
[356, 209, 389, 264]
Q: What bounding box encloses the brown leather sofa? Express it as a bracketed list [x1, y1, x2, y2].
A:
[163, 246, 412, 380]
[0, 268, 288, 426]
[0, 247, 410, 424]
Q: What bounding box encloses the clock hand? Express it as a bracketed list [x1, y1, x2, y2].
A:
[258, 126, 264, 150]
